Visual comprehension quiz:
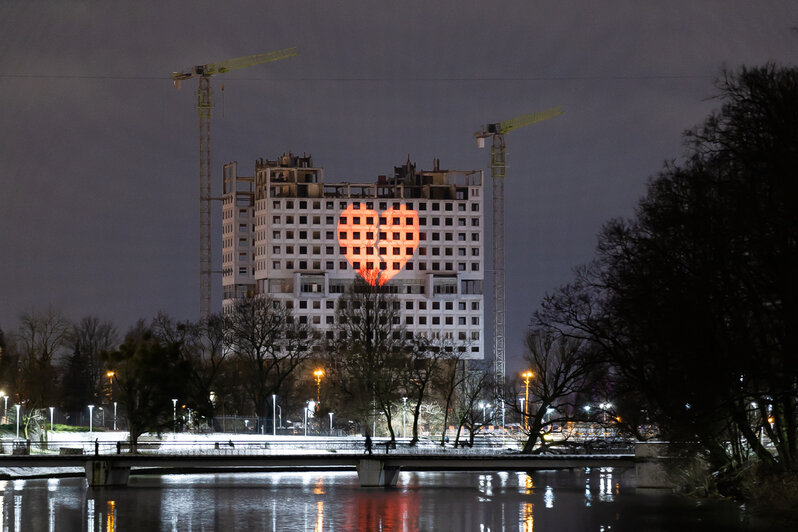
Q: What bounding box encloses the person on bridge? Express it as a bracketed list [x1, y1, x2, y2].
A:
[365, 435, 373, 456]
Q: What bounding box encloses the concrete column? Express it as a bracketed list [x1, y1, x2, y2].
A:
[635, 441, 674, 493]
[357, 459, 400, 488]
[85, 461, 130, 487]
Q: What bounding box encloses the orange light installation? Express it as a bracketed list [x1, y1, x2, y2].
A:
[337, 203, 420, 286]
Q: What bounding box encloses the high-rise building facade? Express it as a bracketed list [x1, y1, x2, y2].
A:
[221, 154, 485, 359]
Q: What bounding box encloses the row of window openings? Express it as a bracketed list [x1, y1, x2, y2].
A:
[294, 314, 480, 327]
[291, 299, 480, 312]
[271, 200, 479, 212]
[268, 230, 479, 242]
[269, 245, 479, 257]
[270, 215, 479, 228]
[318, 330, 481, 352]
[223, 209, 250, 220]
[271, 260, 479, 272]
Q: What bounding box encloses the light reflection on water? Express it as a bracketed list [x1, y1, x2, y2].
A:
[0, 468, 774, 531]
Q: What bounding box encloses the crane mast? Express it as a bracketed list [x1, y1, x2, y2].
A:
[476, 106, 563, 399]
[173, 47, 298, 321]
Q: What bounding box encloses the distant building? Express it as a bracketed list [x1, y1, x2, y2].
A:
[221, 153, 485, 358]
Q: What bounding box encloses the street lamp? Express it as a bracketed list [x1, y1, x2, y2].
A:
[313, 368, 325, 404]
[402, 397, 407, 439]
[329, 412, 334, 435]
[521, 370, 534, 429]
[172, 399, 178, 434]
[113, 402, 117, 431]
[49, 406, 54, 432]
[0, 390, 6, 423]
[88, 404, 94, 435]
[272, 394, 277, 436]
[303, 402, 309, 437]
[15, 404, 21, 439]
[519, 397, 526, 430]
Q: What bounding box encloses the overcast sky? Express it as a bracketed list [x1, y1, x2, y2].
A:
[2, 1, 796, 371]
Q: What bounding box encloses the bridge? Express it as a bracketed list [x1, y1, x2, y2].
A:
[0, 451, 636, 488]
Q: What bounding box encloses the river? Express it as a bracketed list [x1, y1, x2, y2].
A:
[0, 467, 779, 531]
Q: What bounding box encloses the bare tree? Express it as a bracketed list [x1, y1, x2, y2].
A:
[226, 295, 317, 425]
[519, 329, 594, 453]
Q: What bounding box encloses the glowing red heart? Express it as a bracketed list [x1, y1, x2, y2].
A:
[337, 204, 420, 286]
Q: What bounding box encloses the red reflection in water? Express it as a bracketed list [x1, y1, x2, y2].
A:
[340, 490, 421, 532]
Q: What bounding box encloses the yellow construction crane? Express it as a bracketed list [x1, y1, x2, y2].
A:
[172, 47, 299, 321]
[475, 106, 563, 396]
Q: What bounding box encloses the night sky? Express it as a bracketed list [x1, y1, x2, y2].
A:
[2, 1, 796, 373]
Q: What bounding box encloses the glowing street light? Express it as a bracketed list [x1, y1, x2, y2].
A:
[172, 399, 178, 434]
[15, 404, 21, 439]
[313, 368, 325, 404]
[49, 406, 54, 432]
[113, 402, 118, 431]
[329, 412, 334, 435]
[88, 404, 95, 435]
[521, 370, 534, 430]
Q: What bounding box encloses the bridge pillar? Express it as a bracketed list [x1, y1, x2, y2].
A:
[85, 461, 130, 487]
[357, 459, 400, 488]
[635, 442, 674, 493]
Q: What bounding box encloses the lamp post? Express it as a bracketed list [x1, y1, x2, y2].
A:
[172, 399, 178, 434]
[519, 397, 526, 430]
[88, 404, 94, 435]
[113, 402, 118, 431]
[521, 370, 534, 430]
[277, 405, 282, 430]
[0, 391, 5, 423]
[272, 394, 277, 436]
[401, 397, 407, 439]
[313, 369, 325, 404]
[303, 402, 309, 437]
[15, 404, 21, 439]
[49, 406, 54, 432]
[329, 412, 334, 436]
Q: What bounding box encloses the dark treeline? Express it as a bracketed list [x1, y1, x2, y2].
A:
[0, 280, 497, 449]
[527, 65, 798, 505]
